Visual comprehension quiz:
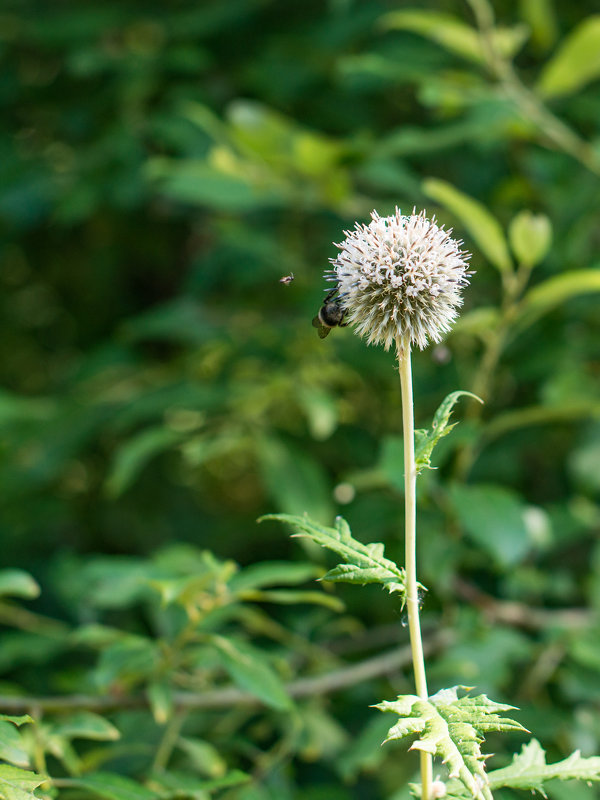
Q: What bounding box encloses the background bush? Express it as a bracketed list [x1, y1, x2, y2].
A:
[0, 1, 599, 799]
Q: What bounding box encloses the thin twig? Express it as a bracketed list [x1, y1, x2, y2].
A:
[0, 630, 453, 715]
[454, 578, 591, 630]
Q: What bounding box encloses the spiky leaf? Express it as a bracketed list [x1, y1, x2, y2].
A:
[260, 514, 406, 596]
[415, 391, 482, 474]
[376, 687, 527, 800]
[488, 738, 600, 794]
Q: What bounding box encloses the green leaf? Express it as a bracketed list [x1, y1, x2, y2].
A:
[423, 178, 513, 274]
[377, 687, 527, 800]
[380, 10, 528, 65]
[149, 768, 249, 798]
[0, 718, 33, 728]
[228, 561, 322, 592]
[260, 514, 406, 596]
[147, 157, 281, 212]
[71, 772, 159, 800]
[537, 15, 600, 98]
[448, 484, 531, 567]
[0, 571, 40, 600]
[488, 738, 600, 792]
[49, 711, 120, 742]
[93, 637, 161, 690]
[239, 588, 344, 611]
[176, 737, 227, 779]
[147, 680, 173, 726]
[0, 765, 46, 800]
[508, 211, 552, 268]
[451, 307, 501, 341]
[105, 427, 183, 498]
[297, 387, 339, 441]
[337, 714, 393, 780]
[0, 722, 29, 768]
[515, 268, 600, 331]
[256, 437, 333, 524]
[484, 402, 600, 442]
[415, 391, 482, 474]
[211, 636, 293, 711]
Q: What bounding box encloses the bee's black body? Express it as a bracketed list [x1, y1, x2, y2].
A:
[312, 287, 348, 338]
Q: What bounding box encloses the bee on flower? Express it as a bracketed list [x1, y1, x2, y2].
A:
[326, 208, 472, 350]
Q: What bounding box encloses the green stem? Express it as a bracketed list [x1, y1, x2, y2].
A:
[466, 0, 600, 177]
[397, 337, 432, 800]
[152, 709, 187, 772]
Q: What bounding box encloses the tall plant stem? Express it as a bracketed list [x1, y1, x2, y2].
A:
[397, 337, 432, 800]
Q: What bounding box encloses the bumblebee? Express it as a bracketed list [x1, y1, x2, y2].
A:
[312, 288, 348, 339]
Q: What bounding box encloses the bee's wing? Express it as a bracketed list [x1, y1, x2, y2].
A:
[312, 315, 322, 329]
[318, 327, 331, 339]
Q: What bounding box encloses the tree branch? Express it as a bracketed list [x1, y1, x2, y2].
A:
[0, 630, 453, 714]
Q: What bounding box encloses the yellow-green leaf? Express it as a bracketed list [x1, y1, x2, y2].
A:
[0, 765, 46, 800]
[537, 15, 600, 98]
[0, 722, 29, 768]
[0, 570, 40, 600]
[380, 10, 527, 65]
[423, 178, 513, 274]
[212, 636, 293, 711]
[508, 211, 552, 268]
[516, 268, 600, 329]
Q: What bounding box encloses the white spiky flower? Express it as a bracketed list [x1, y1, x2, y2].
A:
[328, 208, 472, 350]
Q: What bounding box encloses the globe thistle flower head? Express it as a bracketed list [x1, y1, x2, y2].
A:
[328, 208, 472, 351]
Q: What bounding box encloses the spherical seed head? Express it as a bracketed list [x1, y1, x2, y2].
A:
[328, 208, 472, 350]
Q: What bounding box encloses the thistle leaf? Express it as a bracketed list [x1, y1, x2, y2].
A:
[259, 514, 406, 596]
[488, 738, 600, 793]
[376, 687, 528, 800]
[415, 391, 482, 474]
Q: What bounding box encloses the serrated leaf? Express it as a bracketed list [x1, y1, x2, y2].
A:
[211, 636, 292, 711]
[537, 15, 600, 98]
[0, 765, 46, 800]
[260, 514, 406, 596]
[380, 10, 528, 65]
[415, 391, 482, 474]
[376, 687, 527, 800]
[423, 178, 513, 274]
[488, 738, 600, 793]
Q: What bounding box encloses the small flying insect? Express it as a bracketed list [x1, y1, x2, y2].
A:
[279, 272, 294, 285]
[312, 287, 348, 339]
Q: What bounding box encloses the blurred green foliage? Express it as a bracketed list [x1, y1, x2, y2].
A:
[0, 0, 599, 798]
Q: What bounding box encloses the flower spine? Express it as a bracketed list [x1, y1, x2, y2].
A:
[328, 208, 471, 350]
